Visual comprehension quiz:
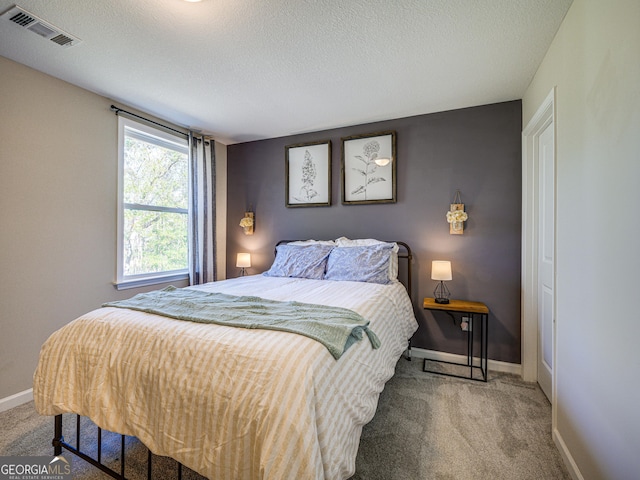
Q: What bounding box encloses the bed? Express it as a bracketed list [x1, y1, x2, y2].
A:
[33, 239, 418, 479]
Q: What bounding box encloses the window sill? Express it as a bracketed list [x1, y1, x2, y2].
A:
[114, 272, 189, 291]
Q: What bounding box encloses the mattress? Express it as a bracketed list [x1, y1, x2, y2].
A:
[33, 275, 418, 479]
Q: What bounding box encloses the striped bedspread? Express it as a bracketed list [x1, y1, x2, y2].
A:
[33, 275, 417, 479]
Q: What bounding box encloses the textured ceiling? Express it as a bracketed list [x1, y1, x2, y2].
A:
[0, 0, 572, 144]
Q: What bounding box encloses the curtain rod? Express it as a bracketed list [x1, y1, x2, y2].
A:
[110, 105, 188, 138]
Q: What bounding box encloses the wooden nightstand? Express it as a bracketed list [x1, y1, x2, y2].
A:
[423, 297, 489, 382]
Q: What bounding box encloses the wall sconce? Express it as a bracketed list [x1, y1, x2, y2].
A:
[236, 252, 251, 276]
[431, 260, 452, 304]
[239, 210, 254, 235]
[374, 157, 391, 166]
[446, 190, 468, 235]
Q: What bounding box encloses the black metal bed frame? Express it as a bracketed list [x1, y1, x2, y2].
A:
[53, 414, 186, 479]
[52, 240, 414, 479]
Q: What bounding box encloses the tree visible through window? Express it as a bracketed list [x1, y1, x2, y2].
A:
[117, 117, 189, 287]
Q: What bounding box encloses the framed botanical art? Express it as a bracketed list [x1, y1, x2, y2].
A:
[285, 140, 331, 207]
[341, 131, 396, 204]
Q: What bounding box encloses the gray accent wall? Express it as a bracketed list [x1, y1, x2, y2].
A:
[227, 101, 522, 364]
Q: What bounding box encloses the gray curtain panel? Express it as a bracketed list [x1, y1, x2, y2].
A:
[189, 132, 217, 285]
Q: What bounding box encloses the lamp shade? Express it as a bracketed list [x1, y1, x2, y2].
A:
[236, 253, 251, 268]
[431, 260, 452, 281]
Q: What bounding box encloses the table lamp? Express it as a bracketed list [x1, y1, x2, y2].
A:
[431, 260, 452, 304]
[236, 253, 251, 276]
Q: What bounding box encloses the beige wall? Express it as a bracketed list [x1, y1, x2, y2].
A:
[0, 56, 226, 401]
[523, 1, 640, 478]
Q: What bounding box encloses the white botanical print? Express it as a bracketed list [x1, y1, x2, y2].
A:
[286, 142, 330, 206]
[343, 132, 395, 203]
[294, 149, 318, 202]
[350, 140, 386, 199]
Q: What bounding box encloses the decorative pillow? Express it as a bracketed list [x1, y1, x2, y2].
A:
[334, 237, 399, 281]
[263, 244, 333, 279]
[325, 244, 394, 284]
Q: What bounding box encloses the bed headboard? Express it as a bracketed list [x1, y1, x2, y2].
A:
[275, 240, 413, 302]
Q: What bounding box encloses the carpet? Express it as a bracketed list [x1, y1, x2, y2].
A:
[352, 358, 570, 479]
[0, 358, 570, 479]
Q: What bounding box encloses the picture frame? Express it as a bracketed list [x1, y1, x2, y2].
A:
[285, 140, 331, 207]
[341, 131, 396, 204]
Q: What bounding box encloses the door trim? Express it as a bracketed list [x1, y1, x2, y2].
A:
[521, 87, 556, 421]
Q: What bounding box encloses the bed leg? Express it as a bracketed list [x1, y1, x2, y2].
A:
[98, 427, 102, 463]
[76, 415, 81, 450]
[120, 435, 126, 477]
[53, 414, 63, 456]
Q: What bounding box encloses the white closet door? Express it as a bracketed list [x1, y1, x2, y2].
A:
[537, 121, 555, 401]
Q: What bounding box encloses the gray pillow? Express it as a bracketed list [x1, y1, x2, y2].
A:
[325, 244, 393, 284]
[263, 244, 333, 279]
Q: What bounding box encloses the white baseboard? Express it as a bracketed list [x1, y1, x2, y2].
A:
[0, 388, 33, 413]
[410, 347, 522, 376]
[553, 427, 584, 480]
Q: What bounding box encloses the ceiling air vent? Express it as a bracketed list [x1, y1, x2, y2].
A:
[0, 5, 81, 48]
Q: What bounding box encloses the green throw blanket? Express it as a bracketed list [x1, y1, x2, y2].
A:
[103, 286, 380, 359]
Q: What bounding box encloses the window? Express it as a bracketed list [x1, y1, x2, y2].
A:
[116, 116, 189, 289]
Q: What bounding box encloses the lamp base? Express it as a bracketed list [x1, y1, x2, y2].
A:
[433, 281, 451, 304]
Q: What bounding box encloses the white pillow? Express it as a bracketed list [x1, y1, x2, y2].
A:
[334, 237, 399, 281]
[288, 239, 336, 246]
